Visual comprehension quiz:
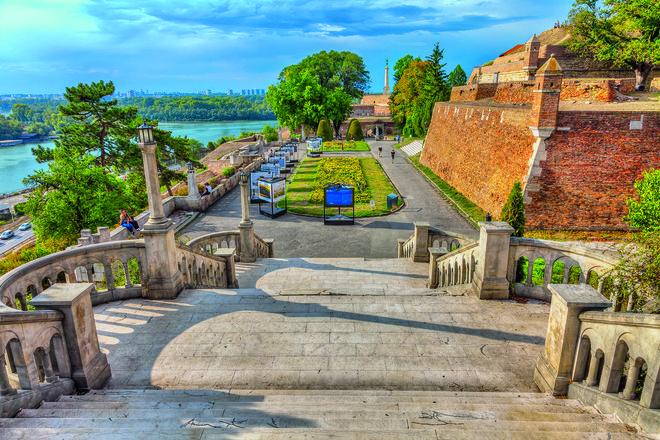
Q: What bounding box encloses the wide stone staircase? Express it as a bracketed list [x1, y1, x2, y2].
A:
[2, 389, 645, 439]
[0, 258, 652, 438]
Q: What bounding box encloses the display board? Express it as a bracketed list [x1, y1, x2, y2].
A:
[269, 156, 286, 168]
[325, 186, 353, 206]
[258, 176, 287, 219]
[307, 137, 322, 150]
[323, 183, 355, 225]
[261, 163, 280, 177]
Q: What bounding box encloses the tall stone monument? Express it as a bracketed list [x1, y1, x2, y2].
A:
[383, 58, 391, 95]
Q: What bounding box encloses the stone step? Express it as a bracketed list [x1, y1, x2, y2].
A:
[0, 428, 645, 440]
[16, 407, 606, 422]
[0, 416, 632, 433]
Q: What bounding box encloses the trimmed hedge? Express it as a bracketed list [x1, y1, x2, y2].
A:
[347, 119, 364, 141]
[316, 119, 333, 142]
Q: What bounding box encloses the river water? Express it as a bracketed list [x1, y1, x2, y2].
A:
[0, 119, 278, 194]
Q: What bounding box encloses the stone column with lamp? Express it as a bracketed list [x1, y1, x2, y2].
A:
[238, 170, 256, 262]
[186, 161, 201, 210]
[137, 123, 184, 299]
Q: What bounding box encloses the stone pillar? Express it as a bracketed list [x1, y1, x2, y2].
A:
[412, 222, 430, 262]
[214, 248, 238, 288]
[238, 176, 256, 263]
[301, 126, 306, 142]
[40, 348, 58, 383]
[122, 261, 133, 287]
[186, 162, 201, 211]
[585, 352, 603, 386]
[103, 262, 115, 291]
[0, 355, 16, 396]
[471, 221, 514, 300]
[427, 247, 445, 288]
[31, 283, 111, 391]
[397, 239, 406, 258]
[278, 127, 283, 144]
[534, 284, 611, 395]
[139, 138, 184, 299]
[622, 360, 643, 400]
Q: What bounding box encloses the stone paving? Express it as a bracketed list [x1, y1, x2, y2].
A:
[95, 258, 550, 393]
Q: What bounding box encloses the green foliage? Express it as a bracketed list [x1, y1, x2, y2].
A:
[448, 65, 468, 87]
[0, 238, 70, 278]
[13, 202, 27, 216]
[267, 50, 369, 137]
[0, 115, 23, 140]
[26, 122, 52, 137]
[393, 55, 415, 83]
[222, 166, 236, 177]
[500, 182, 526, 237]
[626, 168, 660, 231]
[119, 95, 275, 121]
[346, 119, 364, 141]
[262, 124, 279, 142]
[316, 119, 333, 142]
[482, 60, 494, 66]
[238, 130, 256, 139]
[567, 0, 660, 85]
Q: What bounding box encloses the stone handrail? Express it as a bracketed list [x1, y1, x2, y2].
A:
[175, 242, 236, 289]
[0, 241, 149, 310]
[534, 284, 660, 434]
[430, 241, 479, 289]
[508, 237, 617, 301]
[398, 223, 474, 262]
[187, 231, 274, 260]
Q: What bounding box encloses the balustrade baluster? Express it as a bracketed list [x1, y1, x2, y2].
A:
[586, 352, 602, 387]
[622, 360, 643, 400]
[40, 348, 58, 383]
[0, 355, 17, 396]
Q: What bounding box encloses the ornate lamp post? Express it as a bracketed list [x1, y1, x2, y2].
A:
[238, 170, 256, 262]
[137, 123, 183, 298]
[186, 161, 201, 208]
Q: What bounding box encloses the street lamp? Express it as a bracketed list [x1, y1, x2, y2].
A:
[137, 123, 154, 144]
[240, 171, 248, 185]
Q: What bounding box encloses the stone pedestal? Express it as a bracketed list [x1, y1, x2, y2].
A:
[412, 222, 430, 262]
[471, 221, 514, 299]
[534, 284, 611, 395]
[31, 283, 111, 391]
[238, 178, 256, 262]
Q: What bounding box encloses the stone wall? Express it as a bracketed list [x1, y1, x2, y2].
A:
[561, 78, 636, 102]
[361, 94, 390, 105]
[493, 82, 535, 103]
[651, 78, 660, 93]
[420, 102, 536, 216]
[526, 110, 660, 230]
[451, 84, 498, 102]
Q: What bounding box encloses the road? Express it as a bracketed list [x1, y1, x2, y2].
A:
[0, 227, 35, 255]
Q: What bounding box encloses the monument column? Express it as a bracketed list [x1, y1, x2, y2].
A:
[186, 162, 201, 210]
[238, 171, 256, 262]
[137, 123, 184, 299]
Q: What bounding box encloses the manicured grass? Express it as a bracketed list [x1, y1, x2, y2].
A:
[284, 157, 399, 216]
[321, 140, 371, 151]
[524, 230, 634, 242]
[408, 153, 487, 226]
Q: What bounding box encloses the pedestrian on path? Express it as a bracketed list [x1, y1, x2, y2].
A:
[378, 146, 383, 157]
[390, 149, 396, 163]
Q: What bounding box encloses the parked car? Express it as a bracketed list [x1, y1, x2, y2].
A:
[1, 230, 15, 240]
[18, 222, 31, 231]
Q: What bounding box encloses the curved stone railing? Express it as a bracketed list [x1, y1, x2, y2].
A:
[430, 242, 479, 289]
[0, 241, 149, 310]
[398, 223, 474, 262]
[509, 238, 617, 301]
[187, 231, 274, 260]
[175, 242, 235, 289]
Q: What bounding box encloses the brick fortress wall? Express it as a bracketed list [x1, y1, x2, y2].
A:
[526, 111, 660, 230]
[420, 102, 536, 216]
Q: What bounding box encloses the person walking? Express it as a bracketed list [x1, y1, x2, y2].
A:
[378, 146, 383, 157]
[390, 149, 396, 163]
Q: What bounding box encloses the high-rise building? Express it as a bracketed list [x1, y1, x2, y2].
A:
[241, 89, 246, 95]
[227, 89, 233, 96]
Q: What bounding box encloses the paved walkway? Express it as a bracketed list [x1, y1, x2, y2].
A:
[180, 141, 477, 258]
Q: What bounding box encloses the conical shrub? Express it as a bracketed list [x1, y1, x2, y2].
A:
[316, 119, 333, 142]
[500, 182, 526, 237]
[347, 119, 364, 141]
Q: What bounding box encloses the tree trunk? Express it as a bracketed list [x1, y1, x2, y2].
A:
[166, 184, 173, 197]
[635, 62, 654, 87]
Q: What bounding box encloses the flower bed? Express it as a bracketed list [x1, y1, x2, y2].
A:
[309, 158, 370, 203]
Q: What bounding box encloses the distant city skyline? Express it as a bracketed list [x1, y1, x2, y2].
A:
[0, 0, 575, 95]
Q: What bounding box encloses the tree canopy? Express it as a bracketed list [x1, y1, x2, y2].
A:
[448, 65, 468, 87]
[267, 50, 369, 136]
[626, 168, 660, 231]
[499, 182, 526, 237]
[567, 0, 660, 86]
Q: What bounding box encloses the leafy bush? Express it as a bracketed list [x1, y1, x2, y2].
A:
[626, 168, 660, 231]
[346, 119, 364, 141]
[222, 166, 236, 177]
[262, 124, 279, 142]
[482, 60, 494, 66]
[13, 202, 27, 216]
[209, 177, 220, 188]
[500, 182, 525, 237]
[316, 119, 333, 142]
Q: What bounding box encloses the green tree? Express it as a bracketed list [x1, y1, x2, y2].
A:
[389, 59, 429, 135]
[10, 103, 31, 123]
[267, 50, 369, 137]
[316, 119, 333, 142]
[567, 0, 660, 87]
[626, 168, 660, 231]
[0, 115, 23, 140]
[346, 119, 364, 141]
[500, 182, 526, 237]
[393, 55, 416, 83]
[262, 124, 279, 142]
[448, 65, 468, 87]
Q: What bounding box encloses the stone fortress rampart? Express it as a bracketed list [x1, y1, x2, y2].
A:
[421, 31, 660, 230]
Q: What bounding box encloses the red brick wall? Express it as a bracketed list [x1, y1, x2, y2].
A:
[526, 111, 660, 230]
[420, 103, 535, 216]
[361, 94, 390, 105]
[651, 78, 660, 93]
[494, 82, 535, 103]
[450, 84, 498, 101]
[373, 105, 390, 116]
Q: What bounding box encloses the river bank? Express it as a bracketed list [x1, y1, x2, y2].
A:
[0, 119, 278, 194]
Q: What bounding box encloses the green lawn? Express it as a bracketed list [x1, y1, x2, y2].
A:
[283, 157, 399, 216]
[321, 140, 371, 152]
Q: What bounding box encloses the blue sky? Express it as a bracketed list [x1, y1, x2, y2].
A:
[0, 0, 574, 95]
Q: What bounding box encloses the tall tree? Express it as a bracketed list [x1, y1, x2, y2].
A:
[393, 55, 416, 83]
[10, 103, 31, 123]
[389, 59, 429, 134]
[448, 65, 468, 87]
[567, 0, 660, 87]
[626, 168, 660, 231]
[267, 50, 369, 136]
[500, 182, 526, 237]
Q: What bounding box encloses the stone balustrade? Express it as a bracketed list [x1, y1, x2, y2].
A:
[534, 284, 660, 433]
[175, 242, 236, 289]
[509, 238, 617, 301]
[187, 231, 274, 260]
[430, 242, 479, 289]
[0, 241, 149, 310]
[398, 223, 473, 262]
